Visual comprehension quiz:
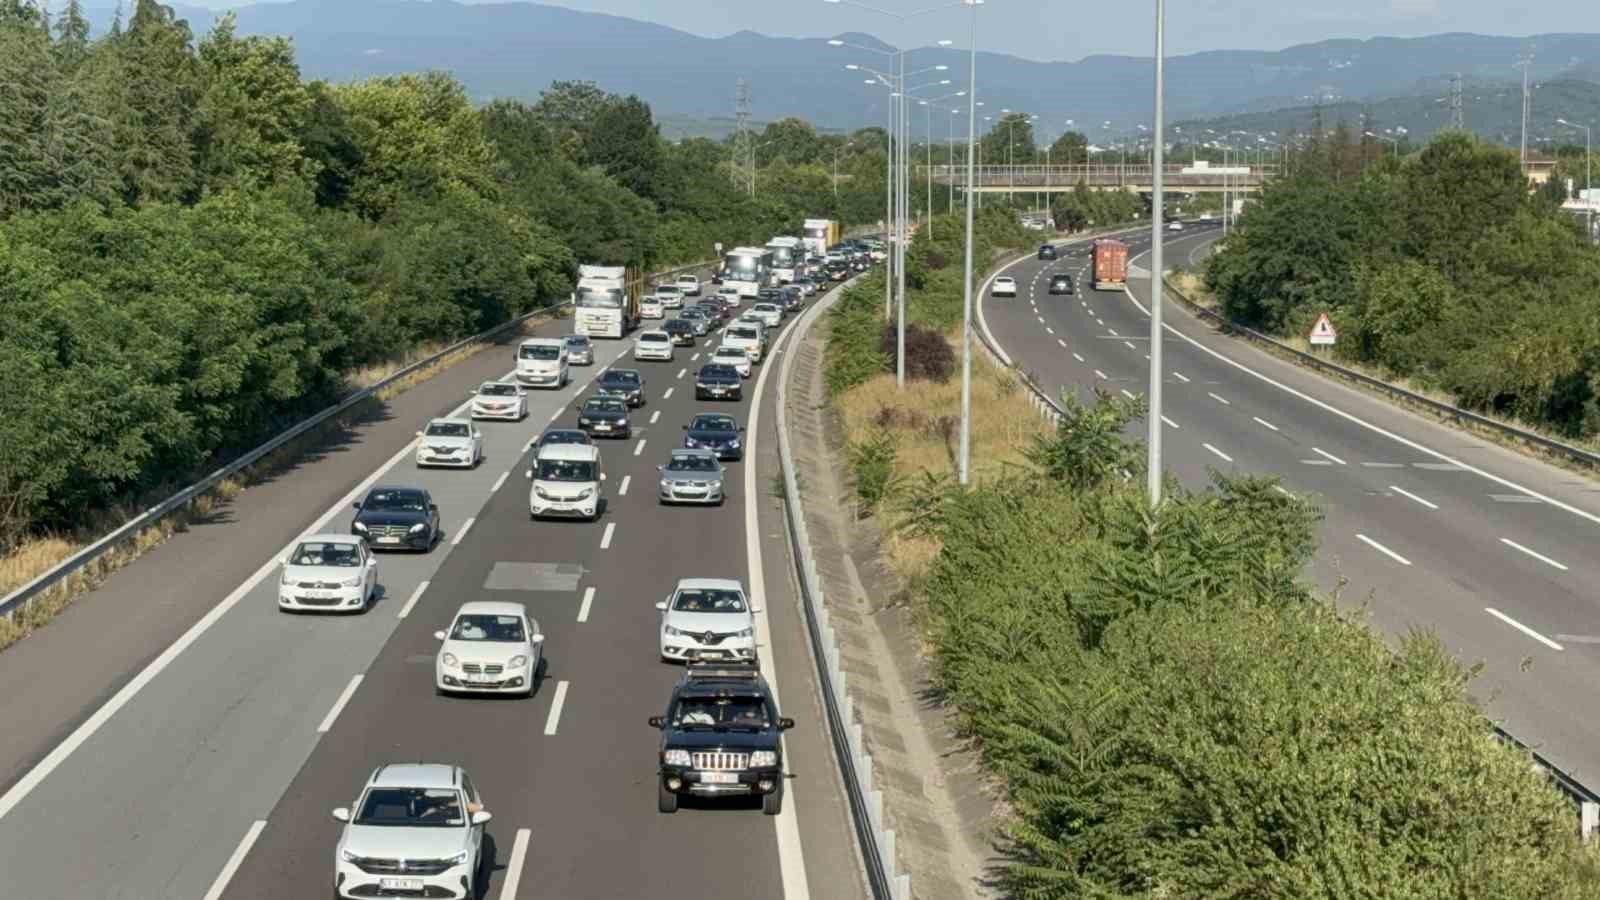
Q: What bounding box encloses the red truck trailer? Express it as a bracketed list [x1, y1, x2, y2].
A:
[1091, 239, 1128, 290]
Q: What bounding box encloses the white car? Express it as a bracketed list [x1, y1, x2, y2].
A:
[634, 330, 675, 361]
[640, 297, 665, 320]
[467, 381, 527, 421]
[654, 285, 683, 308]
[416, 418, 482, 468]
[527, 441, 605, 520]
[514, 338, 568, 389]
[657, 578, 760, 663]
[992, 276, 1017, 298]
[435, 601, 544, 696]
[749, 303, 783, 328]
[716, 286, 742, 308]
[711, 344, 753, 378]
[277, 534, 377, 613]
[1168, 220, 1184, 231]
[332, 763, 490, 900]
[1198, 212, 1214, 221]
[721, 323, 764, 364]
[676, 274, 702, 297]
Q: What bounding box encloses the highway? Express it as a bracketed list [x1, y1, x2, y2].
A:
[981, 224, 1600, 787]
[0, 298, 867, 899]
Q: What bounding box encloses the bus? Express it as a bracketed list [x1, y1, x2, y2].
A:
[765, 237, 806, 283]
[720, 247, 771, 299]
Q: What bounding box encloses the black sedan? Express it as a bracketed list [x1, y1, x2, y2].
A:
[1048, 274, 1075, 295]
[528, 427, 592, 453]
[578, 396, 632, 438]
[663, 318, 696, 346]
[694, 364, 744, 401]
[682, 412, 745, 461]
[351, 485, 440, 552]
[1037, 244, 1057, 260]
[598, 368, 646, 407]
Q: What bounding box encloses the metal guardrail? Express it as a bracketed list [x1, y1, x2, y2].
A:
[1159, 276, 1600, 471]
[775, 271, 906, 900]
[0, 258, 715, 623]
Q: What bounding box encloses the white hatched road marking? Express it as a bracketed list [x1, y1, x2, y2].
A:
[1485, 608, 1564, 651]
[1356, 533, 1411, 566]
[1500, 538, 1569, 572]
[543, 681, 570, 735]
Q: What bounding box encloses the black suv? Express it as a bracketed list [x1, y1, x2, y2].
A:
[351, 485, 439, 552]
[1048, 273, 1074, 295]
[694, 364, 744, 401]
[1037, 244, 1057, 260]
[649, 663, 795, 815]
[664, 318, 696, 346]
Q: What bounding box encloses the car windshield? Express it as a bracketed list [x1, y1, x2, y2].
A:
[564, 336, 589, 348]
[576, 287, 622, 309]
[539, 430, 586, 446]
[643, 298, 662, 306]
[656, 286, 679, 295]
[355, 788, 467, 828]
[604, 372, 640, 386]
[678, 276, 696, 284]
[671, 588, 748, 612]
[641, 333, 669, 343]
[691, 415, 737, 433]
[671, 695, 770, 730]
[997, 278, 1014, 284]
[667, 454, 719, 473]
[702, 366, 736, 379]
[479, 383, 517, 397]
[425, 422, 470, 438]
[363, 490, 426, 512]
[728, 327, 759, 341]
[519, 345, 561, 361]
[538, 459, 597, 482]
[714, 348, 745, 360]
[449, 613, 526, 642]
[289, 541, 360, 567]
[585, 399, 625, 414]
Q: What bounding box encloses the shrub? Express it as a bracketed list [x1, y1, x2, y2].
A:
[879, 322, 955, 383]
[847, 428, 898, 512]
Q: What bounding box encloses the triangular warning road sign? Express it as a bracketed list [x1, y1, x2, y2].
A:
[1309, 312, 1337, 345]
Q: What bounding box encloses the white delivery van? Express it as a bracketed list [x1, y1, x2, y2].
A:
[526, 442, 605, 521]
[515, 338, 569, 389]
[721, 321, 766, 365]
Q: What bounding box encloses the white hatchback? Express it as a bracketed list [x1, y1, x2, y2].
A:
[634, 330, 675, 361]
[332, 763, 490, 900]
[435, 601, 544, 696]
[749, 303, 783, 328]
[641, 298, 665, 319]
[278, 534, 377, 613]
[992, 276, 1017, 298]
[657, 578, 760, 663]
[655, 285, 683, 308]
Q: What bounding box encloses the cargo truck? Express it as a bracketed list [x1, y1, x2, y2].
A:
[1091, 239, 1128, 290]
[573, 264, 641, 338]
[802, 218, 840, 259]
[765, 236, 806, 283]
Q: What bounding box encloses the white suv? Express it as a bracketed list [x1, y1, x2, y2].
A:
[992, 276, 1017, 298]
[656, 578, 760, 662]
[332, 763, 491, 900]
[676, 274, 702, 297]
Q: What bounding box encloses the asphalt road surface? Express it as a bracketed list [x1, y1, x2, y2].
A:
[0, 297, 867, 900]
[982, 223, 1600, 789]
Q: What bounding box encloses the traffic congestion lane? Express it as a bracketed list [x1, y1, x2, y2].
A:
[0, 331, 638, 899]
[220, 305, 842, 899]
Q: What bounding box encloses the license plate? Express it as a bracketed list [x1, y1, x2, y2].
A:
[594, 424, 611, 431]
[305, 590, 334, 598]
[710, 388, 725, 395]
[380, 878, 425, 891]
[467, 673, 495, 683]
[378, 536, 401, 544]
[701, 772, 738, 785]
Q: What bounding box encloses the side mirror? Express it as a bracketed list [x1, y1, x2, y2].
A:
[526, 469, 534, 479]
[654, 600, 668, 612]
[433, 630, 446, 641]
[719, 466, 728, 475]
[429, 503, 439, 512]
[530, 633, 545, 644]
[648, 715, 665, 728]
[681, 425, 688, 430]
[471, 810, 492, 826]
[278, 556, 287, 566]
[750, 605, 763, 614]
[779, 718, 795, 731]
[366, 557, 376, 567]
[415, 431, 424, 437]
[332, 807, 350, 822]
[657, 465, 664, 472]
[351, 502, 361, 510]
[600, 473, 608, 481]
[739, 426, 747, 432]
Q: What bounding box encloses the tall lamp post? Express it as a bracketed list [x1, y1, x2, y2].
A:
[919, 90, 966, 238]
[1146, 0, 1167, 506]
[1557, 117, 1594, 241]
[832, 140, 856, 200]
[956, 0, 981, 485]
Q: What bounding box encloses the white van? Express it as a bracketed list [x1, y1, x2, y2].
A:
[516, 338, 569, 389]
[722, 321, 766, 364]
[526, 442, 605, 521]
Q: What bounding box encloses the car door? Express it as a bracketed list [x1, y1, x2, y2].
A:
[471, 424, 483, 460]
[461, 773, 484, 864]
[360, 542, 376, 596]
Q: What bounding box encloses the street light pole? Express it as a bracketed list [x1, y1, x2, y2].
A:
[1147, 0, 1166, 506]
[897, 49, 907, 388]
[958, 0, 978, 485]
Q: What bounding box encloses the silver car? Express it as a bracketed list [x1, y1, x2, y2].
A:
[564, 335, 594, 366]
[657, 449, 727, 506]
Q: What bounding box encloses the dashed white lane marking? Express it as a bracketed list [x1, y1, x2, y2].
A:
[1046, 326, 1055, 335]
[1208, 392, 1229, 405]
[1160, 415, 1179, 429]
[1056, 338, 1066, 347]
[691, 353, 700, 361]
[1500, 538, 1569, 572]
[1389, 486, 1438, 510]
[633, 439, 647, 457]
[663, 387, 674, 400]
[1362, 462, 1406, 468]
[1123, 341, 1137, 350]
[1037, 315, 1045, 324]
[600, 522, 616, 549]
[452, 517, 474, 546]
[491, 471, 509, 493]
[577, 587, 595, 623]
[1121, 389, 1136, 399]
[498, 828, 534, 900]
[1096, 318, 1104, 325]
[1311, 447, 1346, 465]
[317, 674, 364, 733]
[1072, 352, 1084, 362]
[1485, 608, 1564, 651]
[1356, 533, 1411, 566]
[1108, 328, 1118, 336]
[649, 410, 660, 424]
[1202, 443, 1233, 462]
[1095, 369, 1108, 380]
[1173, 371, 1190, 383]
[1301, 459, 1333, 466]
[201, 819, 268, 900]
[397, 580, 429, 620]
[676, 368, 687, 379]
[543, 681, 570, 735]
[1252, 416, 1279, 432]
[619, 475, 631, 496]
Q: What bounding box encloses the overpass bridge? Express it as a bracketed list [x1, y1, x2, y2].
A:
[917, 163, 1277, 194]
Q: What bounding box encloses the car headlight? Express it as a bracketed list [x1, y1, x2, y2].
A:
[732, 626, 753, 639]
[447, 849, 469, 866]
[684, 437, 699, 448]
[341, 576, 363, 587]
[341, 848, 359, 863]
[534, 486, 554, 500]
[663, 625, 686, 637]
[728, 439, 741, 448]
[663, 749, 692, 767]
[707, 480, 723, 491]
[351, 521, 368, 532]
[574, 488, 593, 500]
[749, 751, 778, 767]
[441, 653, 459, 668]
[508, 655, 528, 669]
[281, 569, 292, 585]
[579, 418, 592, 426]
[408, 523, 427, 533]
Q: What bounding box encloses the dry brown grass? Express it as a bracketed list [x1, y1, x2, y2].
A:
[833, 336, 1051, 582]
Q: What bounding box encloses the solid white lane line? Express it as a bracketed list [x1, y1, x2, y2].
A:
[1173, 371, 1190, 383]
[1072, 352, 1084, 362]
[397, 580, 429, 620]
[1095, 369, 1108, 380]
[452, 517, 474, 546]
[317, 674, 364, 733]
[543, 681, 569, 735]
[1311, 447, 1346, 465]
[1356, 534, 1411, 566]
[676, 368, 687, 379]
[1121, 389, 1136, 399]
[577, 587, 595, 623]
[662, 387, 674, 400]
[1161, 415, 1179, 430]
[498, 828, 533, 900]
[634, 439, 647, 457]
[1390, 486, 1439, 510]
[649, 410, 660, 424]
[618, 475, 631, 496]
[1485, 608, 1564, 651]
[1208, 392, 1230, 405]
[1202, 443, 1233, 462]
[600, 522, 615, 549]
[1500, 538, 1569, 572]
[1252, 416, 1279, 432]
[201, 819, 268, 900]
[491, 471, 509, 493]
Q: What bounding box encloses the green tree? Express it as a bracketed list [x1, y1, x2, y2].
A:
[531, 79, 611, 164]
[588, 95, 662, 203]
[297, 81, 362, 209]
[1046, 130, 1087, 165]
[98, 0, 201, 205]
[193, 15, 313, 194]
[1398, 132, 1527, 281]
[757, 117, 823, 165]
[51, 0, 90, 71]
[980, 112, 1035, 171]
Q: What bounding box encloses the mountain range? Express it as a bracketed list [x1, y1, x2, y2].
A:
[81, 0, 1600, 135]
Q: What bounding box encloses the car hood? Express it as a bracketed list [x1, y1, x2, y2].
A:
[283, 564, 363, 584]
[354, 510, 428, 528]
[662, 610, 754, 633]
[581, 408, 627, 421]
[598, 382, 640, 394]
[660, 729, 776, 752]
[420, 434, 474, 449]
[534, 478, 598, 497]
[339, 824, 470, 860]
[661, 469, 722, 484]
[686, 429, 739, 444]
[474, 394, 519, 405]
[696, 373, 739, 385]
[440, 638, 532, 663]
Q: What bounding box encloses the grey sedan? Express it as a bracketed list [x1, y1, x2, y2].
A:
[657, 449, 727, 506]
[564, 335, 594, 366]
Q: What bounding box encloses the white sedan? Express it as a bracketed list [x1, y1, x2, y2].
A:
[749, 303, 783, 328]
[634, 330, 675, 361]
[711, 344, 752, 378]
[415, 418, 483, 468]
[1168, 220, 1184, 231]
[654, 285, 684, 309]
[468, 381, 527, 421]
[641, 298, 665, 319]
[277, 534, 377, 613]
[435, 601, 544, 696]
[992, 276, 1017, 298]
[676, 274, 702, 297]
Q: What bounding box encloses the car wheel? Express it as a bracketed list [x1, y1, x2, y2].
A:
[658, 782, 679, 814]
[763, 783, 784, 816]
